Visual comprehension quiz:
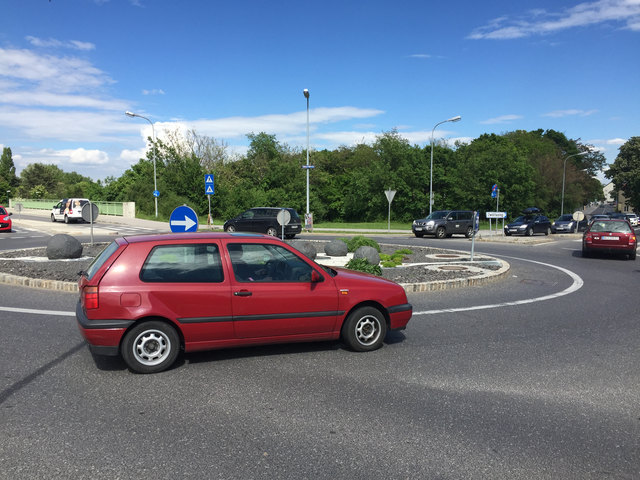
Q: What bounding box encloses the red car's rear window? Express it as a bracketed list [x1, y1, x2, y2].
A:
[84, 241, 121, 280]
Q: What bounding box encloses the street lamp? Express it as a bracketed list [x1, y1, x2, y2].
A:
[125, 111, 158, 217]
[561, 151, 589, 217]
[429, 115, 461, 215]
[303, 89, 310, 218]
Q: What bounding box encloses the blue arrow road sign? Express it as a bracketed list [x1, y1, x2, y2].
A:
[153, 190, 160, 198]
[169, 205, 199, 233]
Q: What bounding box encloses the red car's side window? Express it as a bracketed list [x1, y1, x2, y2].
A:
[140, 243, 224, 283]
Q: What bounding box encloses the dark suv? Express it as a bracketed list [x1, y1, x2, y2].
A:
[505, 208, 551, 236]
[223, 207, 302, 238]
[412, 210, 474, 239]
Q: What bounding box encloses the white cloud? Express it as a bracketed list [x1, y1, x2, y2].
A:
[142, 89, 166, 95]
[469, 0, 640, 39]
[480, 114, 523, 124]
[26, 36, 96, 51]
[60, 148, 109, 165]
[542, 109, 598, 117]
[152, 107, 385, 141]
[0, 47, 113, 93]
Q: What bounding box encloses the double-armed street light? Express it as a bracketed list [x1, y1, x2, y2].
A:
[429, 115, 461, 215]
[125, 111, 158, 217]
[561, 151, 589, 217]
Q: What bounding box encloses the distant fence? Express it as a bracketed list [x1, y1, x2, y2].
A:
[8, 199, 136, 218]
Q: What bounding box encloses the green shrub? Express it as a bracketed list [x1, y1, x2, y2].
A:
[395, 248, 412, 255]
[344, 258, 382, 276]
[381, 260, 397, 268]
[341, 235, 381, 252]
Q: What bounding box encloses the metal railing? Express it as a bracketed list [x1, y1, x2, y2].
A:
[9, 198, 125, 216]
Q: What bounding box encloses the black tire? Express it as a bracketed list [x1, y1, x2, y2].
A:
[51, 214, 56, 222]
[435, 226, 446, 239]
[525, 227, 532, 236]
[266, 226, 278, 237]
[64, 215, 70, 224]
[545, 227, 551, 236]
[224, 225, 236, 233]
[582, 248, 590, 258]
[341, 306, 387, 352]
[121, 321, 180, 374]
[465, 226, 473, 238]
[629, 251, 636, 260]
[505, 231, 511, 236]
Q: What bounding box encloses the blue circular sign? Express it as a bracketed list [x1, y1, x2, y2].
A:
[169, 205, 199, 233]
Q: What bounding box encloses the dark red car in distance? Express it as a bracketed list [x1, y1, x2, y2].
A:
[582, 218, 637, 260]
[76, 233, 413, 373]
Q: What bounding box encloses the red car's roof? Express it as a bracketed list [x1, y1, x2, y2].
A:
[119, 232, 272, 244]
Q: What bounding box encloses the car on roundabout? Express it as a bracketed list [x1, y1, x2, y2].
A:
[582, 218, 636, 260]
[76, 232, 413, 373]
[411, 210, 474, 239]
[624, 213, 638, 227]
[223, 207, 302, 238]
[0, 205, 12, 232]
[504, 208, 551, 236]
[551, 214, 587, 233]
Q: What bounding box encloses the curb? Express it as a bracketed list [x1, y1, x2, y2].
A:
[399, 258, 510, 293]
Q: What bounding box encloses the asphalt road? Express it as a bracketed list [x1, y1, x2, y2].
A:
[0, 224, 638, 479]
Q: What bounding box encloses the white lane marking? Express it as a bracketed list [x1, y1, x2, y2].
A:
[1, 256, 585, 319]
[414, 255, 583, 316]
[0, 305, 75, 317]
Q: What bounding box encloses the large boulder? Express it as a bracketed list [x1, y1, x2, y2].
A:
[289, 241, 317, 260]
[324, 239, 348, 257]
[353, 245, 380, 265]
[47, 234, 83, 260]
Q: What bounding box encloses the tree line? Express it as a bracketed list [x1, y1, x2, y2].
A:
[2, 129, 632, 223]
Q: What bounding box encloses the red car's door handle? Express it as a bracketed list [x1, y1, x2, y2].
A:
[234, 291, 252, 297]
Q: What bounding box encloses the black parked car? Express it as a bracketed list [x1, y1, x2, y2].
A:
[504, 208, 551, 236]
[223, 207, 302, 238]
[412, 210, 474, 239]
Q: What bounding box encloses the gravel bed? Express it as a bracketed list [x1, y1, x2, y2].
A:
[0, 243, 501, 284]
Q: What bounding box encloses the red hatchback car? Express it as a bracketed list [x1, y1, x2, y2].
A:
[0, 205, 12, 232]
[582, 219, 637, 260]
[76, 233, 413, 373]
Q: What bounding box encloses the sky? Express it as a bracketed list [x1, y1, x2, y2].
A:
[1, 0, 639, 185]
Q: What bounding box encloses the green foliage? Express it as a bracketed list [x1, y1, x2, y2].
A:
[7, 126, 606, 222]
[344, 258, 382, 276]
[606, 137, 640, 212]
[380, 248, 413, 267]
[340, 235, 381, 252]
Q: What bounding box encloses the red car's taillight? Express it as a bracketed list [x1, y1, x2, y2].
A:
[584, 233, 593, 244]
[83, 286, 99, 309]
[630, 234, 637, 246]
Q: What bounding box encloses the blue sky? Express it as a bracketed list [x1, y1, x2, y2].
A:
[1, 0, 639, 183]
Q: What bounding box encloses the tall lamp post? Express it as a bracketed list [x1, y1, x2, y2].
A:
[429, 115, 461, 215]
[561, 151, 589, 217]
[125, 111, 158, 217]
[303, 89, 311, 219]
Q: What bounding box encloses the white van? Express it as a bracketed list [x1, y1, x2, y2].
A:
[51, 198, 90, 223]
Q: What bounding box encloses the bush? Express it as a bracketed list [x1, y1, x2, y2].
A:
[344, 258, 382, 276]
[341, 235, 381, 252]
[379, 248, 413, 268]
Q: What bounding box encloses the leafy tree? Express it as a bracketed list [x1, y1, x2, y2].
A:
[0, 148, 20, 194]
[18, 163, 64, 198]
[606, 137, 640, 212]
